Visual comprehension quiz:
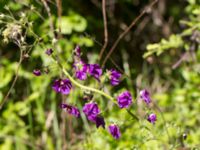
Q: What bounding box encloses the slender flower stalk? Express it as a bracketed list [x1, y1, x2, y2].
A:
[62, 67, 114, 102]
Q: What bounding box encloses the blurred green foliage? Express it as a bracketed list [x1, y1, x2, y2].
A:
[0, 0, 200, 150]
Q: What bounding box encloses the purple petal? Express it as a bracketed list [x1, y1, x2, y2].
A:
[60, 103, 68, 109]
[95, 116, 105, 129]
[52, 79, 72, 95]
[140, 89, 151, 105]
[147, 113, 157, 124]
[33, 69, 41, 76]
[73, 60, 88, 80]
[88, 64, 102, 80]
[108, 69, 121, 86]
[74, 45, 81, 57]
[83, 102, 100, 122]
[67, 106, 80, 118]
[117, 91, 132, 108]
[108, 124, 121, 139]
[45, 48, 53, 55]
[60, 103, 80, 118]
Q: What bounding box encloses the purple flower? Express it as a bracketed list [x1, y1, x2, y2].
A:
[60, 103, 80, 118]
[147, 113, 157, 124]
[45, 48, 53, 55]
[52, 79, 72, 95]
[74, 45, 81, 57]
[109, 69, 121, 86]
[95, 116, 105, 129]
[140, 89, 151, 105]
[33, 69, 41, 76]
[117, 91, 132, 108]
[88, 64, 102, 80]
[108, 124, 121, 139]
[73, 60, 88, 80]
[83, 102, 100, 122]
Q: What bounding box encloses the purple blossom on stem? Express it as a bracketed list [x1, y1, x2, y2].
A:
[52, 79, 72, 95]
[109, 69, 121, 86]
[140, 89, 151, 105]
[74, 45, 81, 57]
[88, 64, 102, 81]
[45, 48, 53, 55]
[108, 124, 121, 139]
[117, 91, 132, 108]
[95, 116, 105, 129]
[147, 113, 157, 124]
[83, 102, 100, 122]
[33, 69, 41, 76]
[60, 103, 80, 118]
[73, 60, 88, 80]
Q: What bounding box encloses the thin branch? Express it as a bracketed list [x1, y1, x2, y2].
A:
[99, 0, 108, 60]
[172, 52, 188, 69]
[101, 0, 158, 67]
[56, 0, 62, 39]
[0, 49, 23, 110]
[41, 0, 56, 39]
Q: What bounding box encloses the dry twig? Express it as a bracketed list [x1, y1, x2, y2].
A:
[101, 0, 158, 67]
[41, 0, 56, 38]
[99, 0, 108, 60]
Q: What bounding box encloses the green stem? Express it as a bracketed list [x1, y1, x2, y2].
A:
[62, 68, 114, 102]
[126, 109, 139, 121]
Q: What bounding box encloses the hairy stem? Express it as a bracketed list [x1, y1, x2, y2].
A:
[62, 68, 114, 102]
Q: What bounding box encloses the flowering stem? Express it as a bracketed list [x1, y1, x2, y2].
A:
[52, 55, 139, 121]
[126, 109, 139, 121]
[52, 55, 114, 102]
[62, 68, 115, 102]
[62, 68, 139, 121]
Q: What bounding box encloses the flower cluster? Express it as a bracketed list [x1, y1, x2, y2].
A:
[33, 46, 157, 139]
[72, 46, 103, 81]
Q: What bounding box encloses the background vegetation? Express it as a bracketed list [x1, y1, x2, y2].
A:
[0, 0, 199, 149]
